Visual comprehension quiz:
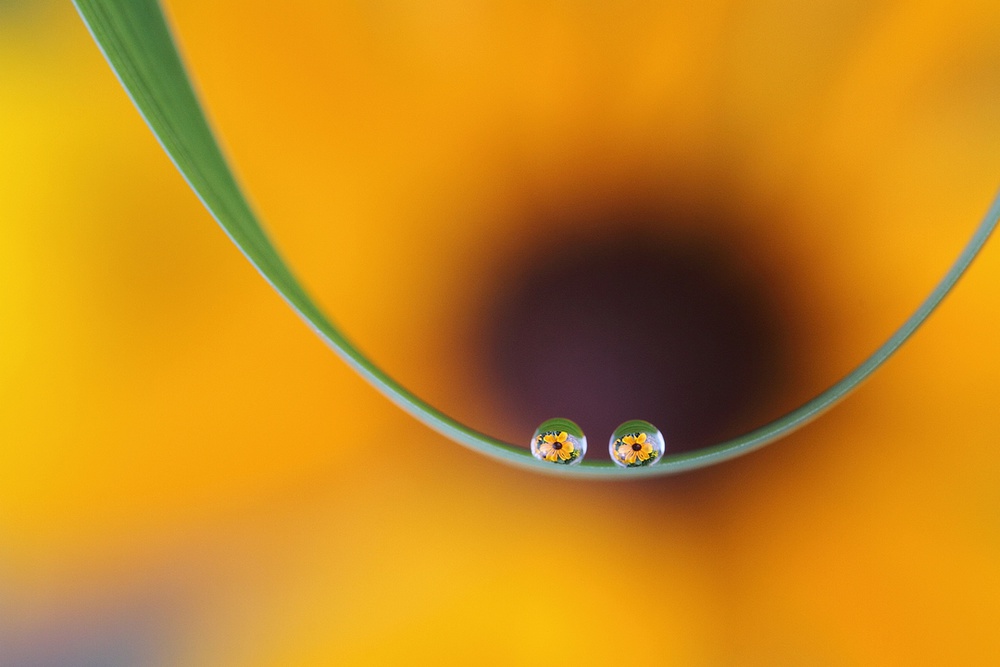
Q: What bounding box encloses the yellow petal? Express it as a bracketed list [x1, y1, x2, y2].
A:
[636, 433, 647, 444]
[622, 435, 636, 446]
[545, 450, 558, 462]
[556, 431, 567, 442]
[637, 449, 649, 461]
[543, 434, 556, 444]
[558, 448, 572, 460]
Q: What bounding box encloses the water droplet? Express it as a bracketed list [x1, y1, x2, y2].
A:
[530, 418, 587, 465]
[609, 420, 665, 468]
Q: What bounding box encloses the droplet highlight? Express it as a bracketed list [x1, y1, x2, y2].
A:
[530, 418, 587, 465]
[609, 420, 665, 467]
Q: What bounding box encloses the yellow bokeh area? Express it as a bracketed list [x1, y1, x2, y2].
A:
[2, 0, 999, 664]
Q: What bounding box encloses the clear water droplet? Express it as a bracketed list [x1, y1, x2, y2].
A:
[609, 420, 665, 468]
[531, 418, 587, 465]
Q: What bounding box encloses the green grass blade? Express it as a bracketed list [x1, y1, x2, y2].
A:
[73, 0, 999, 478]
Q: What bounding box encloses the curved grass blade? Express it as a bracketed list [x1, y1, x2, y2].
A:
[73, 0, 999, 478]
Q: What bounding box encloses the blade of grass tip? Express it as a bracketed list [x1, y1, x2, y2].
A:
[73, 0, 1000, 479]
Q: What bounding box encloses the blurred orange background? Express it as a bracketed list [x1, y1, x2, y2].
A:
[2, 0, 999, 664]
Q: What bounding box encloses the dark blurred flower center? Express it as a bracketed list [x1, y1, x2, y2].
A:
[479, 200, 792, 452]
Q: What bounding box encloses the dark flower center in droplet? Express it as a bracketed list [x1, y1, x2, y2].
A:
[552, 442, 563, 450]
[632, 442, 643, 451]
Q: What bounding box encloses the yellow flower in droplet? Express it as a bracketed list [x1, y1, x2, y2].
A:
[537, 431, 575, 462]
[616, 432, 654, 465]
